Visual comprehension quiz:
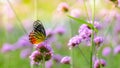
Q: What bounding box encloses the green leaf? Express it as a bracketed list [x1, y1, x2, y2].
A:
[68, 15, 98, 32]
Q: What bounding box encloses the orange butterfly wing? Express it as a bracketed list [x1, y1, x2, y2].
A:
[29, 20, 46, 45]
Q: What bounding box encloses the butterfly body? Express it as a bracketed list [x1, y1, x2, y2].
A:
[29, 20, 46, 45]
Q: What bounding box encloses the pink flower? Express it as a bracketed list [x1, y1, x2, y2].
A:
[102, 47, 111, 56]
[46, 29, 55, 38]
[118, 0, 120, 7]
[70, 9, 81, 18]
[68, 35, 82, 49]
[53, 54, 63, 63]
[79, 27, 92, 39]
[15, 35, 32, 49]
[54, 26, 65, 35]
[29, 50, 42, 65]
[36, 42, 52, 53]
[88, 21, 101, 30]
[57, 2, 69, 12]
[94, 59, 106, 68]
[94, 36, 103, 46]
[114, 45, 120, 55]
[1, 43, 15, 53]
[78, 24, 89, 34]
[60, 56, 71, 64]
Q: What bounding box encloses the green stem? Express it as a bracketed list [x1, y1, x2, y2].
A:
[83, 0, 90, 21]
[68, 19, 74, 68]
[70, 48, 73, 68]
[90, 0, 95, 68]
[42, 54, 45, 68]
[90, 31, 94, 68]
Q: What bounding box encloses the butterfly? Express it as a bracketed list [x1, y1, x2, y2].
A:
[29, 20, 46, 45]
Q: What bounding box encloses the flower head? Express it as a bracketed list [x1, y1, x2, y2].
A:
[1, 43, 15, 53]
[88, 21, 101, 30]
[102, 47, 111, 56]
[15, 35, 32, 49]
[44, 52, 52, 61]
[29, 50, 42, 65]
[114, 45, 120, 55]
[68, 35, 82, 49]
[57, 2, 69, 12]
[94, 36, 103, 46]
[60, 56, 71, 64]
[46, 29, 54, 38]
[78, 24, 89, 34]
[79, 27, 92, 39]
[36, 42, 52, 53]
[35, 42, 53, 62]
[53, 54, 63, 63]
[54, 26, 65, 35]
[94, 59, 106, 68]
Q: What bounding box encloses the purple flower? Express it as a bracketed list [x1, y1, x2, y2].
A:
[35, 42, 53, 61]
[36, 42, 52, 53]
[118, 0, 120, 7]
[94, 36, 103, 46]
[94, 21, 101, 30]
[52, 54, 63, 63]
[57, 2, 69, 12]
[15, 35, 32, 49]
[1, 43, 15, 53]
[60, 56, 71, 64]
[20, 48, 32, 59]
[78, 24, 92, 40]
[114, 45, 120, 55]
[70, 9, 81, 18]
[68, 35, 82, 49]
[29, 50, 42, 65]
[79, 27, 92, 39]
[102, 47, 111, 56]
[78, 24, 89, 34]
[94, 59, 106, 68]
[46, 29, 55, 38]
[88, 21, 101, 30]
[45, 60, 53, 68]
[44, 52, 53, 61]
[54, 26, 65, 35]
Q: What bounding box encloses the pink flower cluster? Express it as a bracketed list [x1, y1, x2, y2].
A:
[68, 21, 103, 49]
[29, 42, 53, 65]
